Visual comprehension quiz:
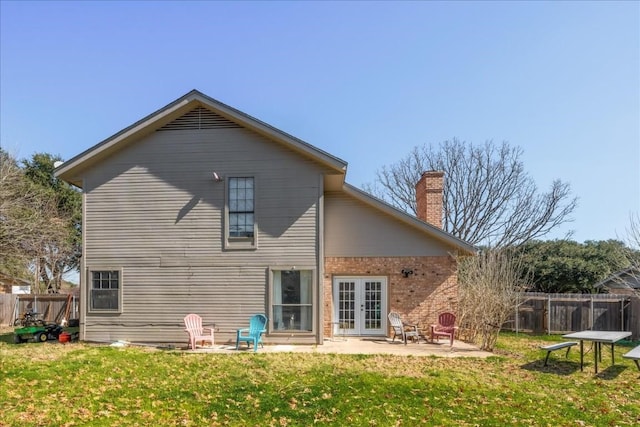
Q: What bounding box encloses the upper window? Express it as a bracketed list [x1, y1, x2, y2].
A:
[89, 270, 121, 312]
[229, 177, 254, 237]
[225, 177, 257, 249]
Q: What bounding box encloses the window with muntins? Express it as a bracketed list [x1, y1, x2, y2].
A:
[90, 270, 120, 312]
[229, 177, 254, 238]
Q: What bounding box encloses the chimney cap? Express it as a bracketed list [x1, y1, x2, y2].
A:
[420, 170, 444, 178]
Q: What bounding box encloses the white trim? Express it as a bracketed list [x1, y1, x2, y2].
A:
[268, 267, 317, 334]
[332, 276, 388, 336]
[86, 267, 123, 314]
[224, 175, 258, 251]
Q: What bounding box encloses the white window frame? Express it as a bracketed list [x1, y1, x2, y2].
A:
[224, 176, 257, 250]
[269, 267, 316, 334]
[87, 268, 123, 314]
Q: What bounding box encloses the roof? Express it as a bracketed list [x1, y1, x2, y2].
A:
[55, 89, 348, 187]
[594, 267, 640, 290]
[0, 272, 30, 287]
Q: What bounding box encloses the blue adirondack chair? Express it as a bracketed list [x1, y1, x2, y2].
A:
[235, 314, 268, 352]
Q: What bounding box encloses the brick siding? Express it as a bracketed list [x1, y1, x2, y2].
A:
[323, 256, 458, 338]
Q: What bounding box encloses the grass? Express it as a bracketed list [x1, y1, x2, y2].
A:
[0, 331, 639, 426]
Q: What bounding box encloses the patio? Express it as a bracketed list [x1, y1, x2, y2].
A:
[182, 337, 493, 358]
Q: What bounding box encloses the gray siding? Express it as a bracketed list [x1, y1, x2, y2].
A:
[82, 126, 329, 344]
[324, 192, 452, 257]
[84, 266, 267, 344]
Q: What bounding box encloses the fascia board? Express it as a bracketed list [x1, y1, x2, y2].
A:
[194, 91, 348, 173]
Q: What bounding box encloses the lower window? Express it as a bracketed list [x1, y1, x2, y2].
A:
[272, 269, 313, 332]
[89, 270, 121, 312]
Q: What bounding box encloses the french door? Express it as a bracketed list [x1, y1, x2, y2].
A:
[333, 277, 387, 336]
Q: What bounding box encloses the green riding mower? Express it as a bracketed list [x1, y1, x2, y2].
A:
[13, 323, 64, 343]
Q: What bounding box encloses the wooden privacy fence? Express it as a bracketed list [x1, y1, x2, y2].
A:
[505, 292, 639, 340]
[0, 294, 79, 326]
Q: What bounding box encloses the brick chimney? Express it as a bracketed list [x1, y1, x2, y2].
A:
[415, 171, 444, 228]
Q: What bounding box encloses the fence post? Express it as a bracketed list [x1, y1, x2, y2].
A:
[515, 293, 519, 334]
[12, 296, 20, 326]
[547, 294, 551, 334]
[589, 295, 594, 330]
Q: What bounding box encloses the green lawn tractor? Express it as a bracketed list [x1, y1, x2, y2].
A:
[13, 323, 64, 344]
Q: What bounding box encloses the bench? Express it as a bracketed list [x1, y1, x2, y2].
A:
[540, 341, 578, 366]
[622, 344, 640, 371]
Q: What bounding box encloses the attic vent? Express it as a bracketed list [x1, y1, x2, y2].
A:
[158, 107, 241, 131]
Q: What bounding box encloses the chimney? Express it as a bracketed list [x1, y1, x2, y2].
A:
[415, 171, 444, 228]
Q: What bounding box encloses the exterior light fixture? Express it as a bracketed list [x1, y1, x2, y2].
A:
[401, 269, 414, 278]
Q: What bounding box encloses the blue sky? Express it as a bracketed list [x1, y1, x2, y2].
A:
[1, 1, 638, 243]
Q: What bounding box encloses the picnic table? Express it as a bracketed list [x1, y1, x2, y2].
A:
[562, 330, 632, 373]
[621, 344, 640, 370]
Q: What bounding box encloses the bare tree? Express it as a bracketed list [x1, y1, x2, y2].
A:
[22, 153, 81, 292]
[1, 150, 75, 293]
[614, 213, 640, 297]
[367, 139, 577, 247]
[0, 150, 47, 265]
[457, 249, 531, 351]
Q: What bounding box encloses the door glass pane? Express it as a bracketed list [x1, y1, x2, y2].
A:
[338, 281, 355, 329]
[334, 278, 386, 335]
[364, 281, 382, 330]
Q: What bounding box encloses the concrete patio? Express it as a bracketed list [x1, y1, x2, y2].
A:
[182, 337, 493, 358]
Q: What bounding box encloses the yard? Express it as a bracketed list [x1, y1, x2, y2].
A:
[0, 331, 638, 426]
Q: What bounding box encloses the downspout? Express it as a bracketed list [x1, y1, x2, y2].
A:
[317, 174, 324, 345]
[80, 181, 87, 341]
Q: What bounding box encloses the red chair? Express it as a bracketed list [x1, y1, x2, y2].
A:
[430, 312, 458, 346]
[184, 313, 215, 350]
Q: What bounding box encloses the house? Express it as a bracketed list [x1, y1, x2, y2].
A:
[595, 267, 640, 296]
[0, 272, 31, 294]
[54, 90, 475, 345]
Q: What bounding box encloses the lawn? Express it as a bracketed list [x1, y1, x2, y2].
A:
[0, 332, 638, 426]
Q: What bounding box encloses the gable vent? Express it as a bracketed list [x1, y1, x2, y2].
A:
[158, 107, 241, 131]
